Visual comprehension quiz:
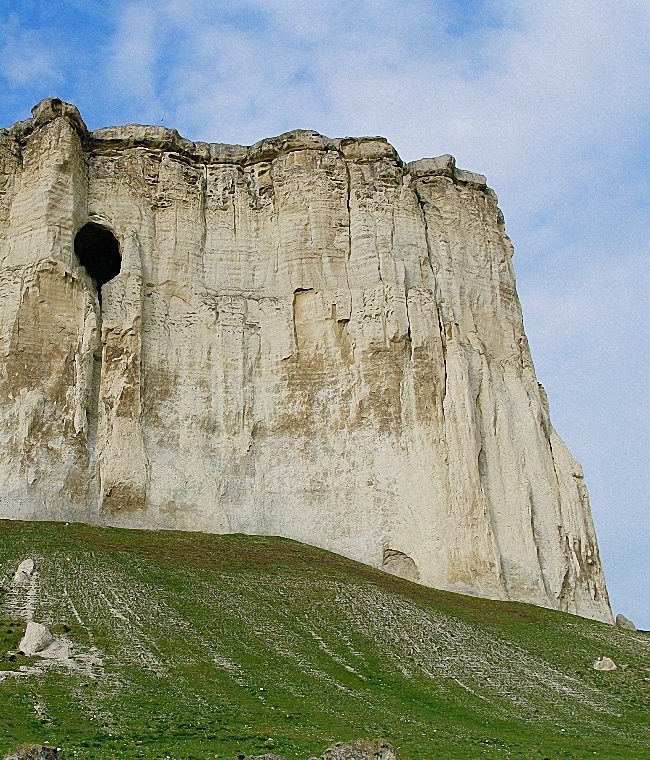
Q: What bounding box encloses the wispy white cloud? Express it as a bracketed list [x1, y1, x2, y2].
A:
[101, 1, 650, 191]
[104, 3, 164, 121]
[0, 15, 63, 87]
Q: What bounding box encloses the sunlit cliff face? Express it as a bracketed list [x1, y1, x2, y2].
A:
[0, 98, 612, 623]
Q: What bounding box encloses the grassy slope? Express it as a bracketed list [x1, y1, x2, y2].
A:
[0, 521, 648, 760]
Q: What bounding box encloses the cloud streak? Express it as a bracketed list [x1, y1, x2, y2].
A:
[0, 14, 64, 87]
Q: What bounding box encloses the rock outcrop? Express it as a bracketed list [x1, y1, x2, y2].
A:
[12, 559, 34, 585]
[0, 98, 612, 622]
[615, 614, 637, 631]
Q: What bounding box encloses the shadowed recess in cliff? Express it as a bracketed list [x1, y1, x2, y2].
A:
[74, 223, 121, 297]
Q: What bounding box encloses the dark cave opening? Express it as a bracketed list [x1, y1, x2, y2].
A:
[74, 223, 121, 297]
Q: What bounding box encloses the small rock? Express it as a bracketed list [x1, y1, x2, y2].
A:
[18, 622, 53, 657]
[233, 743, 398, 760]
[321, 740, 398, 760]
[3, 745, 60, 760]
[615, 614, 637, 631]
[593, 656, 617, 671]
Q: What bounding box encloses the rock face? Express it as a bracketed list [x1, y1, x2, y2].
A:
[615, 614, 637, 631]
[0, 98, 612, 622]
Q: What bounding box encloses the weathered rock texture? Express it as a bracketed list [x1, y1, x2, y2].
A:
[237, 738, 398, 760]
[18, 622, 53, 657]
[3, 746, 60, 760]
[0, 99, 612, 622]
[615, 614, 637, 631]
[593, 657, 617, 672]
[318, 739, 397, 760]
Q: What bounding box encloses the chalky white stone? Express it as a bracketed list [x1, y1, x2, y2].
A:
[18, 622, 53, 657]
[593, 657, 617, 672]
[0, 99, 612, 622]
[12, 558, 35, 585]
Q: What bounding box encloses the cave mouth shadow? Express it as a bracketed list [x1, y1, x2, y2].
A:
[74, 223, 121, 300]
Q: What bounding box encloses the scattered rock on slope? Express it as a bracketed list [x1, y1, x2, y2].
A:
[18, 622, 53, 657]
[3, 745, 60, 760]
[236, 739, 398, 760]
[12, 559, 35, 586]
[318, 740, 397, 760]
[593, 657, 617, 671]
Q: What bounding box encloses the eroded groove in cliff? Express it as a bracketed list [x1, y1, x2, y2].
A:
[86, 348, 102, 455]
[344, 159, 353, 261]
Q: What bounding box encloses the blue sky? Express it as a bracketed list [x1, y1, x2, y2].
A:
[2, 0, 649, 627]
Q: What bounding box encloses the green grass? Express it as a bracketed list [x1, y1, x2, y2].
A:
[0, 621, 26, 671]
[0, 520, 648, 759]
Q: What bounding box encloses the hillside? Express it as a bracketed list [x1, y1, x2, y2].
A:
[0, 521, 648, 759]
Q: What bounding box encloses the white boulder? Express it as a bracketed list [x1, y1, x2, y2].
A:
[593, 657, 617, 672]
[18, 622, 53, 657]
[12, 559, 35, 585]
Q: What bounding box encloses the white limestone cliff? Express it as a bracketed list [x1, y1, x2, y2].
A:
[0, 99, 612, 622]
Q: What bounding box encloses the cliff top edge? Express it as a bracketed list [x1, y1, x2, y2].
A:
[2, 97, 488, 188]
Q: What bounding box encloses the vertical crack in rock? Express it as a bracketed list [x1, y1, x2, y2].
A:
[96, 227, 148, 516]
[413, 182, 448, 404]
[344, 158, 353, 262]
[528, 482, 553, 602]
[87, 348, 102, 454]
